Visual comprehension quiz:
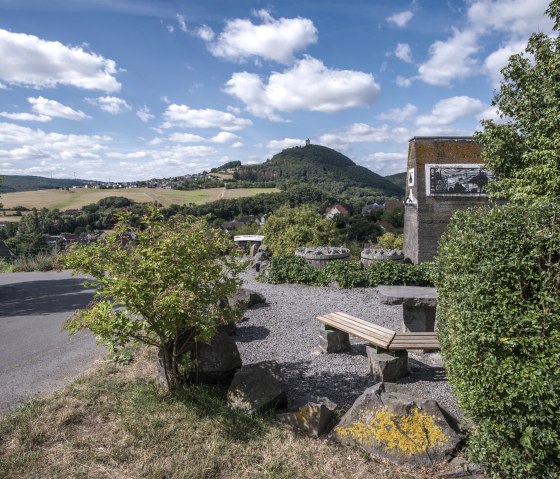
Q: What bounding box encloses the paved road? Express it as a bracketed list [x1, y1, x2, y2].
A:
[0, 271, 104, 414]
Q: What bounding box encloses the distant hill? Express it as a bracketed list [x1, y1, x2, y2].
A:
[234, 144, 404, 198]
[384, 172, 407, 190]
[0, 175, 88, 193]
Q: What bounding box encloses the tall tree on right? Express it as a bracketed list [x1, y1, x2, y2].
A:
[474, 0, 560, 204]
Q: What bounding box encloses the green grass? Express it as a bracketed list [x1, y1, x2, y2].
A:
[0, 348, 441, 479]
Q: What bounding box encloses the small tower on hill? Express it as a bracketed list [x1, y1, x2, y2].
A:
[305, 139, 310, 146]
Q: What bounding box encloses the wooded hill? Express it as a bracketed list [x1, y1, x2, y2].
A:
[384, 172, 407, 190]
[233, 144, 405, 198]
[0, 175, 87, 193]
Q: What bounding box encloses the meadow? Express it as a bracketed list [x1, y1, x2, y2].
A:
[1, 187, 279, 211]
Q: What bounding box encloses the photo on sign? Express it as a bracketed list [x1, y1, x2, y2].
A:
[425, 164, 495, 196]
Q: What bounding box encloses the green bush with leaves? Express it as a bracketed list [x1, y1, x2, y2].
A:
[435, 204, 560, 478]
[260, 254, 319, 285]
[318, 260, 366, 288]
[64, 209, 246, 389]
[261, 205, 337, 256]
[365, 260, 433, 287]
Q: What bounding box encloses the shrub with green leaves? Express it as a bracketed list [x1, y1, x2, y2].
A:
[259, 254, 319, 285]
[435, 203, 560, 478]
[318, 260, 365, 288]
[364, 260, 433, 287]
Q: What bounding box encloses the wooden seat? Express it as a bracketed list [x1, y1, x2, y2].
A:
[315, 312, 440, 351]
[388, 332, 439, 350]
[316, 312, 395, 350]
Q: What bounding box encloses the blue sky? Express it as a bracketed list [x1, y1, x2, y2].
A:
[0, 0, 554, 181]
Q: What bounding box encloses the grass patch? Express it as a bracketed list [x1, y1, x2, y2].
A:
[0, 348, 441, 478]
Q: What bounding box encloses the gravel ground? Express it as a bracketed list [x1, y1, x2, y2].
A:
[235, 270, 461, 421]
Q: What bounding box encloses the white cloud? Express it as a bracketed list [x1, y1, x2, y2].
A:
[362, 151, 408, 175]
[209, 10, 317, 64]
[28, 96, 88, 120]
[211, 131, 240, 143]
[484, 40, 526, 86]
[176, 14, 187, 33]
[416, 96, 487, 126]
[0, 29, 120, 92]
[418, 29, 479, 86]
[319, 123, 410, 150]
[195, 25, 215, 41]
[386, 10, 414, 28]
[0, 112, 51, 122]
[162, 104, 252, 131]
[87, 96, 131, 114]
[266, 138, 305, 150]
[231, 141, 243, 148]
[225, 56, 380, 120]
[166, 25, 175, 34]
[136, 106, 154, 122]
[168, 132, 206, 143]
[377, 103, 417, 123]
[394, 43, 413, 63]
[395, 75, 413, 87]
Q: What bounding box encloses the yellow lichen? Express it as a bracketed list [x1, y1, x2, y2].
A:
[336, 406, 446, 456]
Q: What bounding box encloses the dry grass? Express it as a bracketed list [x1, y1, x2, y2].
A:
[0, 347, 443, 479]
[0, 187, 279, 210]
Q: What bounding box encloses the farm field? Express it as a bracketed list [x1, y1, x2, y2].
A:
[0, 187, 279, 210]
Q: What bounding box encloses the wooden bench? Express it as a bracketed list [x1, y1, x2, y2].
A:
[315, 311, 440, 351]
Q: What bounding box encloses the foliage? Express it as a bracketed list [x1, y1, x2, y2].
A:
[63, 209, 247, 388]
[261, 205, 338, 256]
[474, 0, 560, 204]
[335, 213, 384, 243]
[375, 232, 404, 250]
[434, 203, 560, 478]
[210, 160, 242, 172]
[233, 144, 404, 199]
[11, 252, 60, 272]
[364, 260, 433, 287]
[260, 255, 434, 288]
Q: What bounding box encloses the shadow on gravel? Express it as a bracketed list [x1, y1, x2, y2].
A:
[235, 325, 270, 342]
[0, 279, 95, 317]
[399, 358, 447, 384]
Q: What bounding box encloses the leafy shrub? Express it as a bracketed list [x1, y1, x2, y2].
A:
[435, 204, 560, 478]
[375, 232, 404, 250]
[317, 260, 365, 288]
[365, 260, 433, 287]
[11, 252, 59, 272]
[260, 254, 319, 285]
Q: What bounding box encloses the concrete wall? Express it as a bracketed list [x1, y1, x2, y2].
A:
[403, 137, 489, 263]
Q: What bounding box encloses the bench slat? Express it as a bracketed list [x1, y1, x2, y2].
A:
[317, 314, 394, 349]
[332, 312, 396, 337]
[331, 312, 395, 341]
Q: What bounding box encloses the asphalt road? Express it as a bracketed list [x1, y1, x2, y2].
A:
[0, 271, 104, 414]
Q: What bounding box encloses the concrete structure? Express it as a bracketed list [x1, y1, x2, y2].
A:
[403, 137, 491, 263]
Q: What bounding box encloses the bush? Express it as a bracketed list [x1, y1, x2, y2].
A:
[435, 204, 560, 478]
[318, 260, 365, 288]
[11, 252, 59, 272]
[365, 260, 433, 287]
[260, 254, 319, 285]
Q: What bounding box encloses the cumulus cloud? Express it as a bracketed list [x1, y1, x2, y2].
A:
[319, 123, 409, 150]
[211, 131, 240, 143]
[362, 151, 408, 175]
[0, 112, 51, 122]
[416, 96, 487, 126]
[225, 56, 380, 120]
[418, 29, 479, 86]
[377, 103, 417, 123]
[484, 40, 527, 86]
[168, 132, 206, 143]
[136, 106, 154, 122]
[208, 10, 317, 64]
[266, 138, 306, 150]
[162, 104, 252, 131]
[395, 76, 413, 87]
[394, 43, 413, 63]
[386, 10, 414, 27]
[195, 25, 215, 41]
[28, 96, 88, 120]
[0, 29, 120, 92]
[87, 96, 132, 114]
[176, 14, 187, 33]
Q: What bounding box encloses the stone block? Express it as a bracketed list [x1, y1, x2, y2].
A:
[319, 326, 350, 353]
[403, 305, 436, 332]
[277, 398, 337, 437]
[366, 346, 408, 382]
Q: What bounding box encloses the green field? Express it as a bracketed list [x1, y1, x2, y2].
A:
[1, 187, 279, 211]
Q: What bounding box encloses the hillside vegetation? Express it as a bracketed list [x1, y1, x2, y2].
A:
[385, 172, 407, 190]
[233, 144, 404, 198]
[0, 175, 87, 193]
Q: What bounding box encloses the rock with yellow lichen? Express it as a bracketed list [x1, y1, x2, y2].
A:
[277, 397, 337, 437]
[332, 383, 460, 467]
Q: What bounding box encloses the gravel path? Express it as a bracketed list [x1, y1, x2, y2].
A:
[236, 270, 461, 420]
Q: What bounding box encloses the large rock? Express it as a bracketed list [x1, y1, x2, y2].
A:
[332, 383, 460, 467]
[157, 328, 242, 387]
[277, 397, 337, 437]
[227, 288, 266, 310]
[228, 361, 287, 413]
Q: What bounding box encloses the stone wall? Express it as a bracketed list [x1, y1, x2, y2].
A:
[403, 137, 490, 263]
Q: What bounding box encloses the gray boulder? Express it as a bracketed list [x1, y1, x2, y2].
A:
[332, 383, 460, 467]
[157, 328, 242, 387]
[227, 288, 266, 310]
[277, 397, 337, 437]
[228, 361, 287, 413]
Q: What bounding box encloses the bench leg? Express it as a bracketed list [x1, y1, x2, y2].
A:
[319, 326, 351, 353]
[366, 345, 408, 382]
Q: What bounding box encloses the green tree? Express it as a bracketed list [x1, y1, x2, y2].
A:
[262, 205, 337, 256]
[64, 209, 246, 388]
[474, 0, 560, 204]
